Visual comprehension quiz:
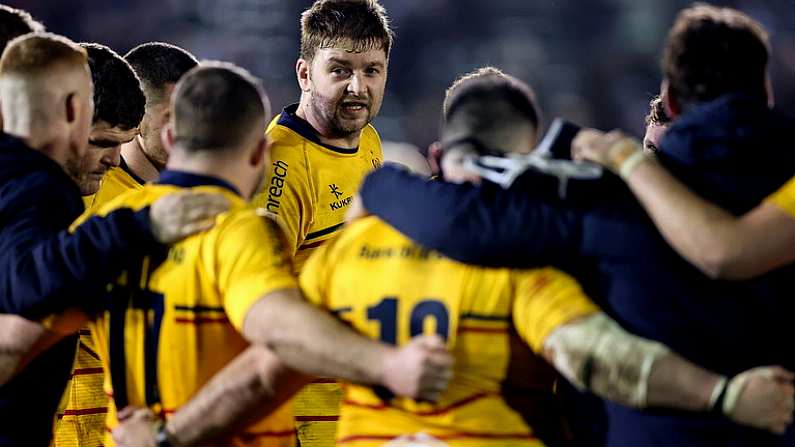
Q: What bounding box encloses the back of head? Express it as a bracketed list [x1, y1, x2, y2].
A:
[0, 5, 44, 52]
[442, 66, 540, 155]
[124, 42, 198, 103]
[172, 62, 269, 153]
[82, 43, 145, 130]
[663, 3, 769, 110]
[300, 0, 393, 61]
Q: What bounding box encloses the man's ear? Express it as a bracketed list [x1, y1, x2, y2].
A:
[251, 137, 269, 168]
[65, 92, 78, 124]
[427, 141, 443, 176]
[161, 122, 175, 155]
[661, 79, 680, 119]
[296, 59, 311, 92]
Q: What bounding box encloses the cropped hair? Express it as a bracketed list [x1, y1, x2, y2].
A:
[172, 62, 269, 152]
[0, 32, 86, 77]
[124, 42, 198, 101]
[0, 5, 44, 52]
[82, 43, 145, 130]
[300, 0, 393, 61]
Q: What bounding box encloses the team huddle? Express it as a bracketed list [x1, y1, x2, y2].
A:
[1, 1, 795, 447]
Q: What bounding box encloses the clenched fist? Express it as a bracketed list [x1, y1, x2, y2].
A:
[382, 334, 454, 402]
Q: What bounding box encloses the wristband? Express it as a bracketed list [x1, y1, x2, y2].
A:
[153, 420, 175, 447]
[606, 139, 639, 173]
[708, 376, 728, 412]
[619, 149, 647, 180]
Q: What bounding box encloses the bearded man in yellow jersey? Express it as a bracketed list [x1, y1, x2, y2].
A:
[251, 1, 390, 443]
[22, 62, 450, 447]
[297, 67, 795, 446]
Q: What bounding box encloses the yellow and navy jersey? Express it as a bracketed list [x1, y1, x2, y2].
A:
[55, 157, 147, 447]
[299, 217, 599, 446]
[252, 104, 383, 273]
[82, 158, 146, 210]
[77, 170, 297, 447]
[251, 104, 382, 446]
[766, 175, 795, 219]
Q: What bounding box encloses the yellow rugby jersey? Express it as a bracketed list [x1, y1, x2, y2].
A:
[299, 217, 599, 447]
[253, 104, 383, 272]
[251, 104, 382, 446]
[80, 170, 297, 447]
[766, 175, 795, 219]
[82, 158, 146, 210]
[55, 158, 147, 447]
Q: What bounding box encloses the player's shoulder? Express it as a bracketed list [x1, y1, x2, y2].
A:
[360, 124, 383, 153]
[91, 183, 171, 217]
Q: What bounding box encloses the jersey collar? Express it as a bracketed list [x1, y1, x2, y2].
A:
[157, 170, 241, 197]
[277, 103, 359, 155]
[119, 156, 146, 186]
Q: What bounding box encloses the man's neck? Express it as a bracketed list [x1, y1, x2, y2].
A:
[4, 126, 65, 165]
[121, 136, 160, 183]
[166, 149, 252, 200]
[296, 96, 361, 149]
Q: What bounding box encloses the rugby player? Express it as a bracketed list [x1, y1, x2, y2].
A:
[303, 66, 794, 446]
[54, 42, 147, 447]
[0, 34, 225, 446]
[43, 63, 451, 447]
[353, 5, 795, 446]
[0, 4, 44, 128]
[250, 0, 391, 442]
[573, 18, 793, 279]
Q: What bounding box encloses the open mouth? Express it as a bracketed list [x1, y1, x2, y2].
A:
[340, 101, 368, 113]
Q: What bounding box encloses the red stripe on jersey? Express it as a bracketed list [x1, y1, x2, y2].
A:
[104, 390, 114, 398]
[338, 431, 535, 443]
[79, 329, 92, 336]
[295, 415, 339, 422]
[527, 274, 551, 295]
[60, 407, 108, 417]
[79, 342, 101, 361]
[344, 392, 496, 416]
[174, 317, 230, 324]
[72, 367, 104, 376]
[458, 326, 509, 334]
[239, 429, 297, 438]
[312, 378, 338, 384]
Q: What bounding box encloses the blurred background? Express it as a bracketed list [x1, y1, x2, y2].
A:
[8, 0, 795, 150]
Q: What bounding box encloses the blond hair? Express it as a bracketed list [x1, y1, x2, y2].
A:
[0, 32, 86, 77]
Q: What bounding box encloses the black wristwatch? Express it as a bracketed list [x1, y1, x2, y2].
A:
[154, 421, 174, 447]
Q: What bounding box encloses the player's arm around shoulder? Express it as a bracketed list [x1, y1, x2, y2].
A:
[510, 267, 795, 433]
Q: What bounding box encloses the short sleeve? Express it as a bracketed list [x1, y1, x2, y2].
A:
[765, 176, 795, 219]
[218, 211, 298, 330]
[512, 267, 599, 353]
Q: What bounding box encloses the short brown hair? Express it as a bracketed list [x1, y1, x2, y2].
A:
[644, 96, 670, 127]
[443, 66, 540, 129]
[172, 62, 269, 152]
[300, 0, 393, 61]
[663, 4, 769, 109]
[0, 5, 44, 52]
[0, 32, 86, 77]
[81, 43, 145, 130]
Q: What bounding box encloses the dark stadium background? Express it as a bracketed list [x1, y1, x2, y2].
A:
[9, 0, 795, 150]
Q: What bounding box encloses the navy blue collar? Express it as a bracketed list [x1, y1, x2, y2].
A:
[277, 104, 359, 154]
[157, 170, 241, 196]
[119, 156, 146, 186]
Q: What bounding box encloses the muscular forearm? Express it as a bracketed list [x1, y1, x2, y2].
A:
[243, 289, 394, 385]
[166, 345, 310, 446]
[646, 352, 719, 411]
[543, 313, 722, 411]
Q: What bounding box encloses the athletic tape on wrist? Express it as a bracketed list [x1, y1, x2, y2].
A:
[619, 149, 647, 180]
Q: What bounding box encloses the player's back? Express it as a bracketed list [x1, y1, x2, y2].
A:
[85, 171, 297, 447]
[300, 217, 596, 446]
